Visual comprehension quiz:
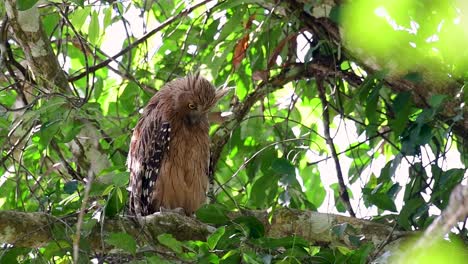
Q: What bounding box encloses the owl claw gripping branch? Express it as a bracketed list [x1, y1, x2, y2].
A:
[127, 73, 230, 216]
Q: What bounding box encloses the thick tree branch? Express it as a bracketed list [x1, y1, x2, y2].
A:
[4, 1, 110, 179]
[2, 183, 465, 258]
[4, 0, 70, 92]
[0, 209, 405, 251]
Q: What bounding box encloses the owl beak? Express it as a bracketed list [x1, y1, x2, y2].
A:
[187, 111, 203, 125]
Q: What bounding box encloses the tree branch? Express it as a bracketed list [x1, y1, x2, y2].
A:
[211, 62, 351, 166]
[68, 0, 217, 82]
[316, 77, 356, 217]
[282, 0, 467, 145]
[0, 209, 405, 251]
[4, 0, 70, 92]
[4, 1, 111, 180]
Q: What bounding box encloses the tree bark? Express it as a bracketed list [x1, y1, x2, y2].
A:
[4, 0, 69, 92]
[4, 0, 110, 179]
[0, 209, 406, 251]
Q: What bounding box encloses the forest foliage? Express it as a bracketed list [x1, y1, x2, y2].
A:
[0, 0, 467, 263]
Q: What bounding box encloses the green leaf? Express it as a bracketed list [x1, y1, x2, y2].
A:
[336, 245, 353, 255]
[93, 77, 104, 100]
[112, 172, 129, 187]
[220, 250, 241, 264]
[390, 91, 413, 137]
[279, 246, 310, 259]
[398, 196, 426, 230]
[348, 235, 364, 247]
[0, 247, 30, 263]
[233, 215, 265, 239]
[105, 187, 127, 217]
[157, 234, 183, 254]
[366, 193, 397, 212]
[242, 252, 262, 264]
[365, 82, 382, 136]
[259, 147, 278, 172]
[103, 7, 112, 28]
[81, 219, 97, 235]
[329, 5, 343, 23]
[89, 182, 108, 197]
[301, 166, 326, 208]
[246, 156, 261, 179]
[235, 76, 248, 100]
[196, 204, 230, 225]
[431, 167, 464, 209]
[60, 117, 82, 143]
[330, 183, 350, 213]
[0, 90, 17, 109]
[216, 10, 243, 43]
[88, 11, 100, 44]
[198, 253, 219, 264]
[42, 240, 70, 260]
[303, 3, 314, 15]
[349, 243, 374, 263]
[42, 12, 60, 36]
[429, 94, 447, 108]
[106, 232, 137, 255]
[120, 82, 139, 114]
[250, 173, 278, 208]
[271, 158, 295, 177]
[16, 0, 39, 11]
[36, 94, 68, 115]
[70, 7, 91, 30]
[403, 72, 423, 83]
[213, 0, 262, 11]
[378, 156, 401, 184]
[70, 0, 84, 7]
[345, 143, 371, 159]
[255, 236, 309, 249]
[64, 180, 78, 194]
[358, 73, 385, 102]
[207, 226, 225, 250]
[37, 119, 62, 149]
[147, 255, 173, 264]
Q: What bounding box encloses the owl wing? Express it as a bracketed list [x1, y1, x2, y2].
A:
[128, 114, 170, 216]
[206, 152, 215, 203]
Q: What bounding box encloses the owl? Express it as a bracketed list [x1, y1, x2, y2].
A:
[127, 73, 229, 216]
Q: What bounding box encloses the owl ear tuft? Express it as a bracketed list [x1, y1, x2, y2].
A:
[214, 86, 233, 102]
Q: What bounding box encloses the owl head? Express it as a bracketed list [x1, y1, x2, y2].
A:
[164, 73, 231, 125]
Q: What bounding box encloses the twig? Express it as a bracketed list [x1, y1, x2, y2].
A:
[210, 61, 359, 172]
[316, 77, 355, 217]
[68, 0, 217, 82]
[73, 174, 95, 263]
[217, 137, 313, 193]
[420, 184, 468, 243]
[211, 63, 308, 165]
[372, 221, 399, 260]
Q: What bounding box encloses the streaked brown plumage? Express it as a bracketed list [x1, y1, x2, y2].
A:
[127, 73, 229, 216]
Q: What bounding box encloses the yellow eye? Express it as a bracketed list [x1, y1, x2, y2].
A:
[188, 103, 196, 110]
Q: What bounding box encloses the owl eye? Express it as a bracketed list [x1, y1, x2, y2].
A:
[188, 103, 196, 110]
